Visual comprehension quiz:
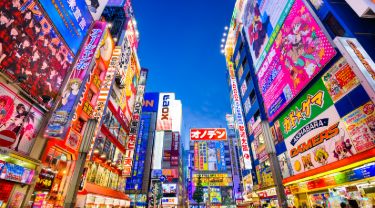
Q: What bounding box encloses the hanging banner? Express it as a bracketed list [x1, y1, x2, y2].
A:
[45, 22, 106, 139]
[257, 0, 336, 121]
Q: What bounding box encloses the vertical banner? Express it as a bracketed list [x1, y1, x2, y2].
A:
[228, 61, 252, 170]
[45, 22, 106, 139]
[156, 93, 175, 131]
[194, 142, 199, 170]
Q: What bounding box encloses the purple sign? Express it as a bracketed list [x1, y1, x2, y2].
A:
[45, 21, 107, 139]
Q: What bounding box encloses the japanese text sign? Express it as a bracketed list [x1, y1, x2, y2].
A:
[190, 128, 227, 141]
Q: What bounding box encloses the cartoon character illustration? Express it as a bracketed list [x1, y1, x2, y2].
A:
[58, 78, 81, 113]
[86, 0, 100, 13]
[314, 147, 329, 165]
[0, 95, 14, 124]
[301, 154, 314, 170]
[248, 3, 269, 58]
[333, 133, 354, 160]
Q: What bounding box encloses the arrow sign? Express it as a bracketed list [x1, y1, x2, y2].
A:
[0, 130, 17, 147]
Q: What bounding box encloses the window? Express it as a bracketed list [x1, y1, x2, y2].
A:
[245, 72, 251, 84]
[239, 42, 244, 54]
[242, 57, 247, 68]
[241, 81, 247, 97]
[244, 98, 251, 114]
[254, 110, 260, 122]
[237, 65, 244, 79]
[250, 90, 256, 105]
[324, 13, 345, 36]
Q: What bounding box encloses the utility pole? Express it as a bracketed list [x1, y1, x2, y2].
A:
[262, 121, 287, 208]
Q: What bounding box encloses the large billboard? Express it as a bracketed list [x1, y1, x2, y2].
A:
[242, 0, 294, 72]
[152, 131, 164, 170]
[45, 22, 106, 139]
[193, 141, 226, 171]
[156, 93, 175, 131]
[192, 174, 232, 187]
[228, 62, 252, 170]
[142, 93, 159, 112]
[190, 128, 227, 141]
[0, 0, 73, 108]
[39, 0, 93, 54]
[257, 0, 336, 121]
[0, 84, 43, 155]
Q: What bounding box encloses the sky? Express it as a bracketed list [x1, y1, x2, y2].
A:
[133, 0, 237, 149]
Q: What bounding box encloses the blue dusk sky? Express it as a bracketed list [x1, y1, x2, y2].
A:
[132, 1, 236, 149]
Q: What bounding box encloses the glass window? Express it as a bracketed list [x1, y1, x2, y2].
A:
[324, 13, 345, 36]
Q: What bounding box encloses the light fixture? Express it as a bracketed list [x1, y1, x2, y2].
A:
[107, 23, 113, 28]
[221, 50, 225, 54]
[221, 39, 225, 43]
[224, 26, 228, 30]
[223, 33, 227, 37]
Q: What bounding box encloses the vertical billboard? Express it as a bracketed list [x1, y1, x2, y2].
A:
[228, 62, 252, 169]
[156, 93, 175, 131]
[0, 84, 43, 155]
[45, 22, 106, 139]
[0, 0, 73, 108]
[123, 68, 147, 176]
[257, 0, 336, 121]
[39, 0, 93, 54]
[242, 0, 295, 72]
[152, 131, 164, 170]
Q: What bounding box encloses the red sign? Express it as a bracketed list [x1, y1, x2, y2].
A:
[190, 128, 227, 141]
[0, 130, 16, 147]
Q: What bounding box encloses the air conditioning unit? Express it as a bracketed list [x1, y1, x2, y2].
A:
[346, 0, 375, 18]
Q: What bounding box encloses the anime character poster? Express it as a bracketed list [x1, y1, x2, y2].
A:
[85, 0, 109, 20]
[0, 0, 73, 108]
[242, 0, 294, 72]
[285, 106, 356, 175]
[0, 84, 43, 155]
[342, 101, 375, 153]
[257, 0, 336, 121]
[322, 58, 360, 102]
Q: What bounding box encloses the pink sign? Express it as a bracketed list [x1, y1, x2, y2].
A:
[257, 0, 336, 121]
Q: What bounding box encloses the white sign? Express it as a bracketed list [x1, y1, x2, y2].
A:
[161, 197, 178, 205]
[345, 0, 375, 18]
[228, 62, 252, 170]
[334, 37, 375, 103]
[156, 93, 175, 131]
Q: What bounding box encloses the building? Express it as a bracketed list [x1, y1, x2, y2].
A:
[224, 0, 375, 207]
[188, 127, 236, 207]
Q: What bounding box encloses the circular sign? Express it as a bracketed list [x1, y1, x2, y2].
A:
[0, 130, 17, 147]
[159, 175, 166, 182]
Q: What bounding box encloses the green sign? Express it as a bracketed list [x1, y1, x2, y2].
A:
[278, 79, 334, 139]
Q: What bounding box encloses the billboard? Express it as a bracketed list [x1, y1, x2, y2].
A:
[192, 174, 232, 186]
[0, 0, 73, 108]
[257, 0, 336, 121]
[162, 183, 177, 194]
[228, 62, 252, 169]
[152, 131, 164, 170]
[342, 101, 375, 153]
[242, 0, 294, 72]
[45, 22, 106, 139]
[85, 0, 109, 20]
[210, 187, 222, 204]
[39, 0, 93, 54]
[334, 37, 375, 104]
[142, 93, 159, 112]
[0, 84, 43, 155]
[161, 197, 178, 205]
[156, 93, 175, 131]
[322, 58, 360, 103]
[190, 128, 227, 141]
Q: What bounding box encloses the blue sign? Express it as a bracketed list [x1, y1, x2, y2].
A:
[142, 93, 159, 112]
[159, 175, 166, 182]
[39, 0, 93, 54]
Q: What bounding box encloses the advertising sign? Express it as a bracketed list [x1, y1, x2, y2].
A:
[190, 128, 227, 141]
[142, 93, 159, 112]
[45, 22, 106, 139]
[0, 84, 43, 155]
[0, 0, 73, 107]
[34, 169, 56, 191]
[216, 142, 227, 172]
[85, 0, 109, 20]
[257, 0, 336, 121]
[342, 101, 375, 153]
[193, 174, 232, 186]
[156, 93, 175, 131]
[334, 37, 375, 103]
[39, 0, 93, 54]
[228, 62, 252, 169]
[162, 183, 177, 194]
[210, 187, 222, 204]
[242, 0, 294, 72]
[278, 79, 334, 139]
[194, 142, 199, 170]
[278, 153, 291, 178]
[322, 58, 360, 102]
[207, 142, 218, 171]
[161, 197, 178, 205]
[152, 131, 164, 170]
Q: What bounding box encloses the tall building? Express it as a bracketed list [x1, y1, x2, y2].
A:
[188, 127, 236, 207]
[224, 0, 375, 207]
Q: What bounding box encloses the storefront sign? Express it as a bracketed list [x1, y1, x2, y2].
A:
[228, 62, 252, 170]
[161, 197, 178, 205]
[257, 0, 336, 121]
[34, 169, 56, 191]
[33, 192, 47, 208]
[45, 22, 106, 139]
[322, 58, 360, 102]
[192, 173, 232, 186]
[334, 37, 375, 103]
[162, 184, 177, 194]
[190, 128, 227, 141]
[243, 0, 295, 72]
[39, 0, 93, 54]
[342, 101, 375, 152]
[0, 161, 33, 184]
[278, 79, 333, 139]
[142, 93, 159, 112]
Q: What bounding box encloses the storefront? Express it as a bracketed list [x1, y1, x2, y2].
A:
[0, 148, 39, 208]
[76, 193, 130, 208]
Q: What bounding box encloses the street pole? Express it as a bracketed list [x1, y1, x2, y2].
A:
[262, 121, 287, 208]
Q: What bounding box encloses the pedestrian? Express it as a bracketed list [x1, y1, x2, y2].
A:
[340, 202, 347, 208]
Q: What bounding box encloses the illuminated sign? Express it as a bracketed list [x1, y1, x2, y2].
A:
[228, 61, 252, 170]
[192, 174, 232, 186]
[190, 128, 227, 141]
[156, 93, 175, 131]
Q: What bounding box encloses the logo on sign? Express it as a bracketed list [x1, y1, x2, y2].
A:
[161, 95, 170, 120]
